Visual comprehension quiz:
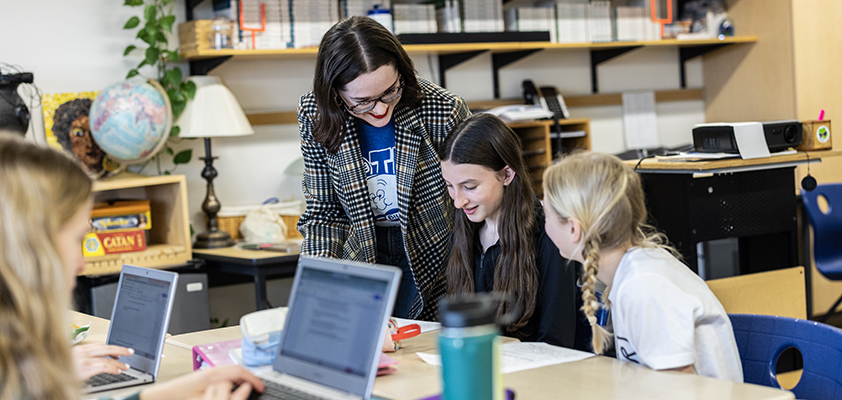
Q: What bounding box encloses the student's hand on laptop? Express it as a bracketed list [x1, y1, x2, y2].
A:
[138, 365, 264, 400]
[72, 343, 134, 380]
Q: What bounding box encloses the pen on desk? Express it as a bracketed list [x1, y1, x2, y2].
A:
[819, 109, 825, 121]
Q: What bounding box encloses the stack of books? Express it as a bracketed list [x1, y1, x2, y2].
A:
[462, 0, 504, 32]
[393, 4, 437, 34]
[505, 7, 557, 43]
[556, 0, 589, 43]
[240, 0, 291, 49]
[340, 0, 392, 18]
[290, 0, 339, 48]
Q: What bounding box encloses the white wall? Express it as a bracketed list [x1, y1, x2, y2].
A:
[2, 0, 705, 322]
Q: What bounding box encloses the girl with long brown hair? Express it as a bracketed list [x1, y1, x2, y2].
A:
[542, 151, 743, 381]
[0, 132, 264, 399]
[439, 114, 579, 347]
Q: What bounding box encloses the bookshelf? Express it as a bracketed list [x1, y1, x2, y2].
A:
[507, 118, 590, 197]
[181, 34, 758, 94]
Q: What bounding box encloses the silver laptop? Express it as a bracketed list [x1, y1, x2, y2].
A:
[256, 256, 401, 400]
[82, 265, 178, 394]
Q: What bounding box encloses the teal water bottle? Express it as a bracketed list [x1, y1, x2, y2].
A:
[438, 295, 503, 400]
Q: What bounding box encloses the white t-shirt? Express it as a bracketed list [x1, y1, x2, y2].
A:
[607, 247, 743, 382]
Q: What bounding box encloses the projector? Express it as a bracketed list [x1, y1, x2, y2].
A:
[693, 120, 802, 153]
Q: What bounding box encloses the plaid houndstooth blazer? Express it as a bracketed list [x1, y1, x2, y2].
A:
[297, 77, 471, 320]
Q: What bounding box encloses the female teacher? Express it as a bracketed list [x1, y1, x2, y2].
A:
[297, 16, 470, 319]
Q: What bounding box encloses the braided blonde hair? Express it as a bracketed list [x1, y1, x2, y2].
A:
[543, 151, 674, 354]
[0, 132, 92, 400]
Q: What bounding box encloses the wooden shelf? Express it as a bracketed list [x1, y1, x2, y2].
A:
[82, 173, 192, 276]
[242, 90, 702, 127]
[181, 36, 758, 60]
[181, 31, 756, 92]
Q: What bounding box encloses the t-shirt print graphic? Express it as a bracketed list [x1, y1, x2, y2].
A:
[616, 336, 640, 364]
[364, 148, 399, 225]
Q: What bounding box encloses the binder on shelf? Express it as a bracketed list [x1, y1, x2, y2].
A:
[397, 31, 550, 44]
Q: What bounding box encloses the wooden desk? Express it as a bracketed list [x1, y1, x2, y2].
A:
[626, 151, 842, 275]
[70, 311, 194, 400]
[166, 326, 794, 400]
[193, 246, 300, 310]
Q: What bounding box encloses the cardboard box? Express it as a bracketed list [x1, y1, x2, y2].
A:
[798, 120, 832, 151]
[90, 200, 151, 232]
[84, 200, 151, 257]
[83, 229, 147, 257]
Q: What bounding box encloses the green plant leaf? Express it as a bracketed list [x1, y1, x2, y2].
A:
[165, 146, 174, 155]
[168, 50, 179, 63]
[155, 31, 168, 44]
[182, 80, 197, 100]
[137, 58, 150, 69]
[126, 69, 140, 79]
[164, 170, 171, 175]
[124, 16, 140, 29]
[137, 29, 154, 45]
[163, 0, 174, 5]
[170, 125, 181, 137]
[173, 149, 192, 164]
[123, 45, 137, 56]
[144, 5, 156, 21]
[145, 47, 160, 65]
[124, 0, 143, 6]
[160, 15, 175, 32]
[163, 68, 182, 89]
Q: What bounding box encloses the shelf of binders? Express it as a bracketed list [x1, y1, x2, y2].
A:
[181, 36, 758, 60]
[182, 35, 757, 95]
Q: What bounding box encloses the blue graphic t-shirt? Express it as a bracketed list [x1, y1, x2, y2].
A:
[357, 118, 400, 227]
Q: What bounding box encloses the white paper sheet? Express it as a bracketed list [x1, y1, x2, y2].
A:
[622, 91, 659, 149]
[393, 317, 441, 333]
[416, 342, 595, 374]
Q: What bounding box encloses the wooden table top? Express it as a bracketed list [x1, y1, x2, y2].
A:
[71, 311, 194, 400]
[166, 324, 795, 400]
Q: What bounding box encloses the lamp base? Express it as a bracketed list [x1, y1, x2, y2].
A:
[193, 230, 235, 249]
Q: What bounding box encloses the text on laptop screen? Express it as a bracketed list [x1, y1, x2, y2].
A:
[108, 274, 172, 360]
[280, 268, 389, 377]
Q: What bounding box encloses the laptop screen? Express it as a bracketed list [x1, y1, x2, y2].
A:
[108, 272, 173, 361]
[280, 267, 389, 377]
[273, 257, 400, 398]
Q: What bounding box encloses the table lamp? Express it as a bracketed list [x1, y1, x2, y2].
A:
[179, 75, 254, 248]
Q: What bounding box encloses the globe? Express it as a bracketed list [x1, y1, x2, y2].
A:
[89, 79, 172, 165]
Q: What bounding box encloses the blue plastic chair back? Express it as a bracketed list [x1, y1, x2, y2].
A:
[802, 183, 842, 280]
[730, 313, 842, 399]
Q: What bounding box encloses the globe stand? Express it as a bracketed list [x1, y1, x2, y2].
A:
[193, 138, 235, 249]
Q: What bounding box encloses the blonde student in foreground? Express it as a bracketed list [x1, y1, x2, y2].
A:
[541, 151, 743, 382]
[0, 132, 264, 400]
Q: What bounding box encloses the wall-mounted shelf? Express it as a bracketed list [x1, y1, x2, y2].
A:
[241, 88, 703, 127]
[181, 34, 757, 94]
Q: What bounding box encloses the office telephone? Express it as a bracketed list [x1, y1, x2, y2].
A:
[522, 79, 569, 120]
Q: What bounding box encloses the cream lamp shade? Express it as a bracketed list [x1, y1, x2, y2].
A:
[178, 75, 254, 138]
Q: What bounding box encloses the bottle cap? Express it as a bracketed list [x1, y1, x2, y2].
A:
[438, 295, 496, 328]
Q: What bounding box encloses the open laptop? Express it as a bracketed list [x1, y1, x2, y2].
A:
[254, 256, 401, 400]
[82, 264, 179, 394]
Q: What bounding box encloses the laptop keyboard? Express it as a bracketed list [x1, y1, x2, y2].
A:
[86, 372, 138, 387]
[248, 380, 333, 400]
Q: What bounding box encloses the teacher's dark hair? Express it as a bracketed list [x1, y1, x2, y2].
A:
[311, 16, 423, 153]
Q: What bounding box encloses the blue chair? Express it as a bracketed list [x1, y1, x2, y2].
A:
[802, 183, 842, 321]
[730, 313, 842, 399]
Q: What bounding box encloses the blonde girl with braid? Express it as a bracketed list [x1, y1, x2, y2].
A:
[542, 151, 743, 382]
